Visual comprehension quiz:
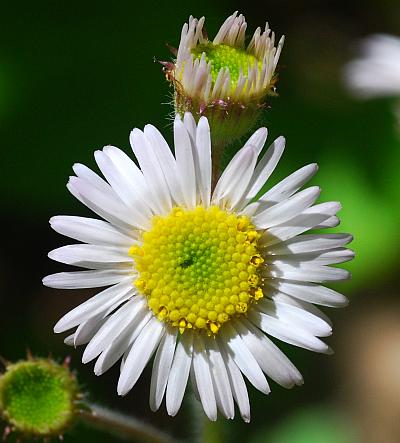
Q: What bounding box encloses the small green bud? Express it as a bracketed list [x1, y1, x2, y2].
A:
[0, 357, 80, 439]
[163, 12, 284, 147]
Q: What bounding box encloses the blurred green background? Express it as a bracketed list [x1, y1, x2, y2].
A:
[1, 1, 400, 442]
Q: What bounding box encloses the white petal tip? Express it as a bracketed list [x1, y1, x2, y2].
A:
[166, 398, 181, 417]
[261, 385, 271, 395]
[326, 347, 335, 355]
[277, 135, 286, 143]
[81, 355, 91, 364]
[53, 324, 64, 334]
[117, 387, 126, 396]
[149, 402, 159, 413]
[344, 270, 352, 280]
[47, 250, 57, 260]
[340, 297, 350, 307]
[117, 380, 131, 397]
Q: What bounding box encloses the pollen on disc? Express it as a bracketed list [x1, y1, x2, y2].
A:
[130, 206, 264, 335]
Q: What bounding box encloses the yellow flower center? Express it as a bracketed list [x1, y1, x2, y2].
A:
[130, 206, 264, 335]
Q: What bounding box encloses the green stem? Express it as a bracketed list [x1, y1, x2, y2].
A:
[188, 392, 205, 443]
[79, 403, 181, 443]
[188, 391, 224, 443]
[211, 141, 226, 191]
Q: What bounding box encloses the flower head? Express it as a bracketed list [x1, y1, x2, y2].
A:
[164, 12, 284, 145]
[0, 358, 80, 438]
[43, 114, 353, 422]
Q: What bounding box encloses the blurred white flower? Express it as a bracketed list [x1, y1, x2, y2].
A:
[344, 34, 400, 98]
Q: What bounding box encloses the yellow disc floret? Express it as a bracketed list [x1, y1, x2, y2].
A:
[131, 206, 264, 335]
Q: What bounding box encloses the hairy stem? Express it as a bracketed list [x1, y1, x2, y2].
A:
[211, 142, 225, 191]
[79, 403, 181, 443]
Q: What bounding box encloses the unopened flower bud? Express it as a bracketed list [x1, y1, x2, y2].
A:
[163, 11, 284, 147]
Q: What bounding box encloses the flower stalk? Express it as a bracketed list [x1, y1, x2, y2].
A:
[79, 403, 181, 443]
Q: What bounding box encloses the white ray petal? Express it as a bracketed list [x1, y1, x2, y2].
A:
[267, 280, 348, 307]
[82, 297, 145, 364]
[196, 117, 212, 206]
[254, 186, 320, 229]
[243, 127, 268, 155]
[95, 310, 152, 375]
[234, 318, 303, 388]
[94, 149, 152, 223]
[50, 216, 134, 246]
[130, 128, 172, 215]
[52, 280, 133, 332]
[266, 247, 355, 266]
[143, 125, 185, 206]
[213, 146, 258, 209]
[48, 244, 131, 269]
[68, 177, 143, 230]
[118, 317, 164, 395]
[268, 291, 332, 326]
[219, 323, 270, 394]
[314, 216, 340, 229]
[213, 12, 238, 44]
[183, 112, 197, 142]
[43, 270, 131, 290]
[257, 298, 332, 337]
[249, 310, 330, 353]
[264, 262, 351, 283]
[102, 145, 157, 214]
[64, 334, 75, 346]
[190, 360, 201, 403]
[192, 335, 217, 421]
[73, 314, 105, 347]
[166, 332, 193, 417]
[261, 202, 342, 246]
[252, 163, 319, 213]
[219, 340, 250, 422]
[245, 136, 285, 201]
[266, 233, 353, 255]
[149, 328, 178, 412]
[205, 336, 235, 419]
[174, 117, 197, 208]
[72, 163, 110, 192]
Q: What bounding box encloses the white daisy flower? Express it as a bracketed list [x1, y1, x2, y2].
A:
[343, 34, 400, 98]
[43, 113, 353, 422]
[163, 12, 284, 145]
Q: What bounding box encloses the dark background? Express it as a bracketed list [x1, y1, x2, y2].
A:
[1, 1, 400, 442]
